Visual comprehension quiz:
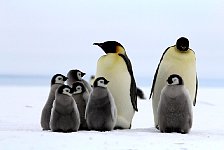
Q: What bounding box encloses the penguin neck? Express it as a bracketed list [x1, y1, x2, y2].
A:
[55, 95, 73, 106]
[165, 85, 184, 98]
[174, 46, 190, 54]
[92, 87, 108, 98]
[90, 88, 110, 107]
[55, 98, 74, 115]
[97, 53, 123, 71]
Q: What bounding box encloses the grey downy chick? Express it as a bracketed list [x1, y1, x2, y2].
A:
[85, 77, 117, 131]
[50, 85, 80, 132]
[40, 74, 67, 130]
[72, 81, 89, 130]
[158, 74, 193, 134]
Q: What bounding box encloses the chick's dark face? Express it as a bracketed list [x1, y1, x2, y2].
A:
[176, 37, 189, 51]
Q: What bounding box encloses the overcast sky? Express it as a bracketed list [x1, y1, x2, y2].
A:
[0, 0, 224, 82]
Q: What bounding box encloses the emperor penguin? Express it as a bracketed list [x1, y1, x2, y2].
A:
[40, 74, 67, 130]
[67, 69, 92, 93]
[158, 74, 193, 134]
[85, 77, 117, 131]
[50, 85, 80, 132]
[93, 41, 137, 129]
[149, 37, 198, 129]
[71, 81, 89, 130]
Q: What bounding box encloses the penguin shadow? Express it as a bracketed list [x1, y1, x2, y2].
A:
[50, 129, 77, 133]
[115, 127, 159, 133]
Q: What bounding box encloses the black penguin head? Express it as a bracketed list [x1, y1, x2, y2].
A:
[51, 74, 67, 85]
[93, 77, 109, 88]
[57, 85, 73, 96]
[93, 41, 126, 55]
[72, 81, 86, 94]
[67, 69, 86, 81]
[176, 37, 189, 51]
[167, 74, 184, 85]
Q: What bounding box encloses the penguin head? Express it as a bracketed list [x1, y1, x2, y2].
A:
[51, 74, 67, 85]
[93, 77, 109, 88]
[72, 81, 86, 94]
[167, 74, 184, 85]
[176, 37, 189, 51]
[93, 41, 126, 55]
[67, 69, 86, 81]
[57, 85, 73, 97]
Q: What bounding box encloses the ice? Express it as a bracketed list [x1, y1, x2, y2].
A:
[0, 86, 224, 150]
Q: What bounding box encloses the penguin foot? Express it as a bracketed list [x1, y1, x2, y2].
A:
[164, 127, 172, 133]
[155, 125, 159, 130]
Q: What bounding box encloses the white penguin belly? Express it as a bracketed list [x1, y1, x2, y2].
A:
[95, 54, 134, 128]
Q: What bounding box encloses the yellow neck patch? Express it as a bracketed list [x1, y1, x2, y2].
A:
[116, 46, 125, 55]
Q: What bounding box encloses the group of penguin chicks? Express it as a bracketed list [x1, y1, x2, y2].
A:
[41, 37, 197, 134]
[41, 69, 123, 132]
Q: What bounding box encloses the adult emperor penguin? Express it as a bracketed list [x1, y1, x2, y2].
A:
[93, 41, 137, 129]
[67, 69, 92, 93]
[40, 74, 67, 130]
[85, 77, 117, 131]
[72, 81, 89, 130]
[158, 74, 193, 134]
[149, 37, 198, 129]
[50, 85, 80, 132]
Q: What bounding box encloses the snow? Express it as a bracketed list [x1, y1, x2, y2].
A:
[0, 86, 224, 150]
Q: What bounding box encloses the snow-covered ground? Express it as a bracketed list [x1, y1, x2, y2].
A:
[0, 86, 224, 150]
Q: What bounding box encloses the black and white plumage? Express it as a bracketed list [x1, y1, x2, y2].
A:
[71, 81, 89, 130]
[40, 74, 67, 130]
[67, 69, 92, 93]
[94, 41, 137, 129]
[158, 74, 193, 134]
[85, 77, 117, 131]
[50, 85, 80, 132]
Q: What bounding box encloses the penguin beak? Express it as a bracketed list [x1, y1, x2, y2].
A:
[105, 80, 110, 84]
[93, 43, 103, 47]
[64, 77, 68, 81]
[81, 72, 86, 77]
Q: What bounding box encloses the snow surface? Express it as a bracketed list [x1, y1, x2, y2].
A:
[0, 86, 224, 150]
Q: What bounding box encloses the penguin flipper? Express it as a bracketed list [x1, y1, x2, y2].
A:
[119, 54, 138, 111]
[193, 75, 198, 106]
[149, 47, 170, 99]
[137, 87, 146, 99]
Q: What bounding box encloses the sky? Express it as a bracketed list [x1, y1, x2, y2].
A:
[0, 0, 224, 83]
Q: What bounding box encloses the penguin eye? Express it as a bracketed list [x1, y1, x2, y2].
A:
[64, 88, 70, 93]
[57, 77, 62, 80]
[100, 80, 104, 84]
[76, 86, 82, 91]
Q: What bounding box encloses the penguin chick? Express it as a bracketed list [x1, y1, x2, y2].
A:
[67, 69, 92, 93]
[40, 74, 67, 130]
[85, 77, 117, 131]
[93, 41, 137, 129]
[158, 74, 193, 134]
[72, 81, 89, 130]
[149, 37, 198, 128]
[50, 85, 80, 132]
